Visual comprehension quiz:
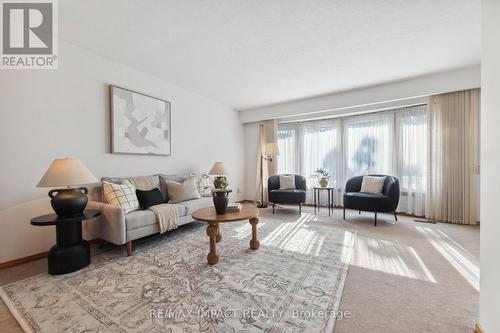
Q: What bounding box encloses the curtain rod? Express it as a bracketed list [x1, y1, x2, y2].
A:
[278, 103, 427, 125]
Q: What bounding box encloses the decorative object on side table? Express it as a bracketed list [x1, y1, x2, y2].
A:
[208, 162, 230, 214]
[37, 158, 98, 217]
[226, 202, 242, 212]
[258, 142, 280, 208]
[35, 158, 99, 275]
[311, 167, 330, 187]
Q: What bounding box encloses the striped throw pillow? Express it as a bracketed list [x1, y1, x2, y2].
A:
[102, 180, 139, 214]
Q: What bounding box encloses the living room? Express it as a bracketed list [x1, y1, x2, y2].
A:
[0, 1, 498, 332]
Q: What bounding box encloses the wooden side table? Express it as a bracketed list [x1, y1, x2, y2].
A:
[31, 209, 100, 275]
[192, 206, 259, 265]
[313, 187, 335, 216]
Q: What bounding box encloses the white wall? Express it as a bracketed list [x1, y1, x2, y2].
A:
[242, 65, 481, 202]
[0, 41, 244, 263]
[239, 65, 480, 123]
[479, 0, 500, 331]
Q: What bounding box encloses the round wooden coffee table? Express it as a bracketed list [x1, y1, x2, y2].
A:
[192, 205, 259, 265]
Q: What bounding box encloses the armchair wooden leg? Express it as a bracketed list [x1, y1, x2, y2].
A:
[299, 203, 302, 215]
[343, 207, 346, 220]
[394, 211, 398, 221]
[359, 210, 361, 214]
[272, 203, 275, 214]
[126, 241, 133, 256]
[374, 212, 377, 226]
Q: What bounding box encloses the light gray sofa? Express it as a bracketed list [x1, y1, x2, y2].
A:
[87, 174, 212, 255]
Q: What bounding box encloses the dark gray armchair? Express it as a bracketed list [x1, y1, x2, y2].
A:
[343, 175, 400, 226]
[268, 174, 307, 214]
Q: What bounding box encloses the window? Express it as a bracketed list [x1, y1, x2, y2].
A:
[277, 124, 298, 174]
[276, 105, 428, 214]
[343, 114, 393, 180]
[301, 120, 340, 187]
[396, 106, 427, 191]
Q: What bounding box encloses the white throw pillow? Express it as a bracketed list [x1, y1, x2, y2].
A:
[165, 176, 201, 203]
[196, 174, 213, 197]
[102, 180, 140, 214]
[360, 176, 386, 193]
[279, 175, 296, 189]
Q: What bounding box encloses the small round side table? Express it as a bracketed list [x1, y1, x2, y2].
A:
[31, 209, 100, 275]
[313, 187, 335, 216]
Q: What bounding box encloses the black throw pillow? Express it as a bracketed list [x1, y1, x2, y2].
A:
[136, 188, 164, 209]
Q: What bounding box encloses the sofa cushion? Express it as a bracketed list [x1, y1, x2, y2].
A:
[279, 174, 296, 189]
[102, 180, 140, 214]
[101, 177, 128, 203]
[136, 188, 164, 209]
[126, 204, 187, 230]
[360, 175, 386, 193]
[129, 175, 160, 191]
[182, 197, 213, 215]
[159, 174, 189, 201]
[126, 209, 158, 230]
[343, 192, 393, 212]
[101, 176, 128, 185]
[196, 174, 213, 197]
[164, 176, 201, 203]
[269, 189, 306, 204]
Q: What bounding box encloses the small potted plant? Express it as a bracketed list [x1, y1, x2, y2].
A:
[311, 168, 330, 187]
[213, 177, 230, 214]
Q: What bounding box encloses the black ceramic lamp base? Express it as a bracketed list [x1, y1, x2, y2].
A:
[49, 187, 89, 218]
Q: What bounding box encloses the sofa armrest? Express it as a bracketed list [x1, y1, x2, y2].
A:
[383, 177, 400, 210]
[87, 201, 127, 245]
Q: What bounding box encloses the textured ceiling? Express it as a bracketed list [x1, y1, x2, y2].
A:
[60, 0, 481, 110]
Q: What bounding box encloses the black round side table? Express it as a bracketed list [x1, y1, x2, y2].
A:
[31, 209, 100, 275]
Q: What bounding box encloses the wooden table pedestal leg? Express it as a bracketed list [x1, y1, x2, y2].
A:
[207, 223, 219, 265]
[249, 217, 260, 250]
[216, 224, 222, 242]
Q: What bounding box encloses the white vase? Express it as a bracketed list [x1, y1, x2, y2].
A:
[319, 177, 329, 187]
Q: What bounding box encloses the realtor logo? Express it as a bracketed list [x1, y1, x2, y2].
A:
[1, 0, 58, 69]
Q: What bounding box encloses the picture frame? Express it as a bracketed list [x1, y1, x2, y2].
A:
[110, 85, 171, 156]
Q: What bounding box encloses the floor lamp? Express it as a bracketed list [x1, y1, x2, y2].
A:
[257, 142, 279, 208]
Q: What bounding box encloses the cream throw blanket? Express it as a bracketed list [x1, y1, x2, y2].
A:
[148, 204, 179, 234]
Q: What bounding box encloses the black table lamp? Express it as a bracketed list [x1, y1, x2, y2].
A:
[37, 158, 98, 218]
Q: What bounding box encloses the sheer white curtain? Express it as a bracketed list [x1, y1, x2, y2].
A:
[300, 120, 341, 204]
[277, 124, 298, 174]
[255, 120, 278, 203]
[276, 106, 434, 215]
[343, 113, 394, 181]
[396, 106, 427, 216]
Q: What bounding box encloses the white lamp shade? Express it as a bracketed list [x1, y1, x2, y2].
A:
[208, 162, 227, 175]
[264, 142, 280, 156]
[37, 158, 98, 188]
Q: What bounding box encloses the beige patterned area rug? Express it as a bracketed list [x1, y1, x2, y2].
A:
[1, 214, 356, 333]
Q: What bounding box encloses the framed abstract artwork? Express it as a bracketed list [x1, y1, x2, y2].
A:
[110, 85, 171, 156]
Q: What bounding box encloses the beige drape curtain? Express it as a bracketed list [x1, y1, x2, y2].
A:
[255, 120, 278, 203]
[426, 89, 480, 224]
